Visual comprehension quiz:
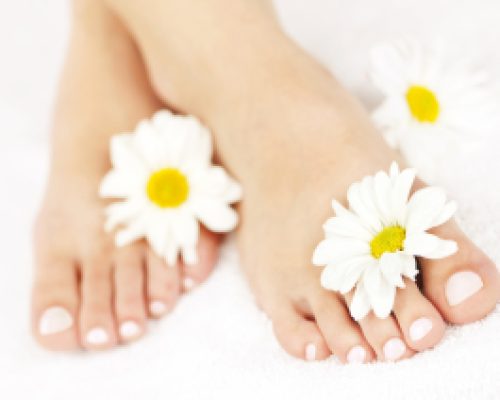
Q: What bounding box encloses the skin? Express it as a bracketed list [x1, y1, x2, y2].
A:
[32, 0, 499, 361]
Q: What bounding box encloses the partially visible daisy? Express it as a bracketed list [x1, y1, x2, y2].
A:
[312, 162, 457, 321]
[370, 39, 500, 153]
[99, 110, 242, 266]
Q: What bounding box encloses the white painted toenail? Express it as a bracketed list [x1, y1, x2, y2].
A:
[305, 343, 316, 361]
[183, 277, 195, 291]
[39, 306, 73, 336]
[446, 271, 483, 306]
[383, 338, 406, 361]
[120, 321, 141, 339]
[347, 346, 366, 364]
[149, 301, 168, 316]
[409, 318, 433, 342]
[86, 327, 109, 345]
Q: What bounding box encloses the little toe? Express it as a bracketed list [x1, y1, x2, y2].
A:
[310, 292, 374, 364]
[345, 293, 414, 362]
[31, 258, 80, 350]
[420, 220, 500, 325]
[392, 279, 445, 351]
[79, 260, 117, 350]
[180, 227, 220, 292]
[146, 248, 181, 318]
[114, 245, 147, 342]
[271, 301, 331, 361]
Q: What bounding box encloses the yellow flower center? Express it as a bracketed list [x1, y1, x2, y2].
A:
[370, 226, 406, 259]
[406, 85, 440, 123]
[146, 168, 189, 208]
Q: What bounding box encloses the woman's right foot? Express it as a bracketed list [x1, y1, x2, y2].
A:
[31, 0, 220, 351]
[107, 0, 499, 362]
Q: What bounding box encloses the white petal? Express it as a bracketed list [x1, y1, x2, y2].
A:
[146, 215, 172, 256]
[404, 232, 458, 259]
[430, 200, 457, 228]
[347, 182, 383, 232]
[320, 265, 345, 291]
[339, 258, 377, 294]
[389, 161, 400, 178]
[371, 279, 396, 319]
[362, 267, 383, 298]
[322, 215, 372, 241]
[331, 199, 350, 217]
[190, 166, 242, 204]
[350, 283, 371, 321]
[405, 187, 447, 232]
[171, 211, 200, 249]
[103, 200, 143, 232]
[110, 134, 147, 171]
[181, 246, 199, 266]
[99, 170, 146, 198]
[115, 218, 146, 247]
[373, 170, 392, 224]
[379, 252, 406, 288]
[312, 237, 370, 266]
[390, 167, 417, 223]
[164, 241, 180, 267]
[193, 200, 239, 232]
[400, 253, 418, 281]
[134, 120, 165, 169]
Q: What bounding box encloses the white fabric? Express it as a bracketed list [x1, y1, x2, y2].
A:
[0, 0, 499, 399]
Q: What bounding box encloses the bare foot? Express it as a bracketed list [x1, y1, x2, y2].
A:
[31, 1, 219, 351]
[106, 0, 499, 361]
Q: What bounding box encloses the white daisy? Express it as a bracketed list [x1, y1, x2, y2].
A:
[370, 39, 500, 155]
[312, 162, 458, 321]
[99, 110, 242, 266]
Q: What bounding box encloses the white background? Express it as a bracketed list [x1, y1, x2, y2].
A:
[0, 1, 499, 399]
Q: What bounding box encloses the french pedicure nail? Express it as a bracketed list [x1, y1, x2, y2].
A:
[409, 318, 433, 342]
[446, 271, 484, 306]
[183, 277, 195, 291]
[347, 346, 366, 364]
[120, 321, 141, 339]
[383, 338, 406, 361]
[86, 327, 109, 345]
[39, 306, 73, 336]
[149, 300, 168, 316]
[305, 343, 317, 361]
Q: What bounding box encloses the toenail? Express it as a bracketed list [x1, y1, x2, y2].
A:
[39, 306, 73, 336]
[305, 343, 316, 361]
[409, 317, 433, 342]
[149, 301, 168, 316]
[119, 321, 141, 339]
[446, 271, 483, 306]
[383, 338, 406, 361]
[347, 345, 366, 364]
[183, 277, 195, 291]
[86, 327, 109, 345]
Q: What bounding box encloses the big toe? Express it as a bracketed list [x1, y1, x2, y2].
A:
[420, 220, 500, 325]
[32, 257, 80, 351]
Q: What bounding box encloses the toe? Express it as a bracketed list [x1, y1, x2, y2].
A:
[392, 279, 445, 352]
[146, 248, 181, 318]
[79, 259, 117, 350]
[420, 220, 500, 325]
[114, 244, 147, 342]
[310, 292, 374, 364]
[271, 301, 331, 361]
[180, 227, 220, 292]
[31, 257, 80, 350]
[345, 293, 414, 362]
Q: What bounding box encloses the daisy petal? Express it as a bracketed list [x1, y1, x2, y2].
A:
[110, 134, 147, 171]
[430, 200, 457, 228]
[348, 183, 383, 232]
[312, 238, 370, 266]
[400, 253, 418, 280]
[405, 187, 447, 232]
[379, 252, 406, 288]
[362, 267, 383, 299]
[391, 167, 417, 223]
[322, 216, 372, 241]
[371, 279, 396, 319]
[404, 232, 458, 259]
[350, 282, 371, 321]
[339, 258, 376, 294]
[193, 200, 239, 232]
